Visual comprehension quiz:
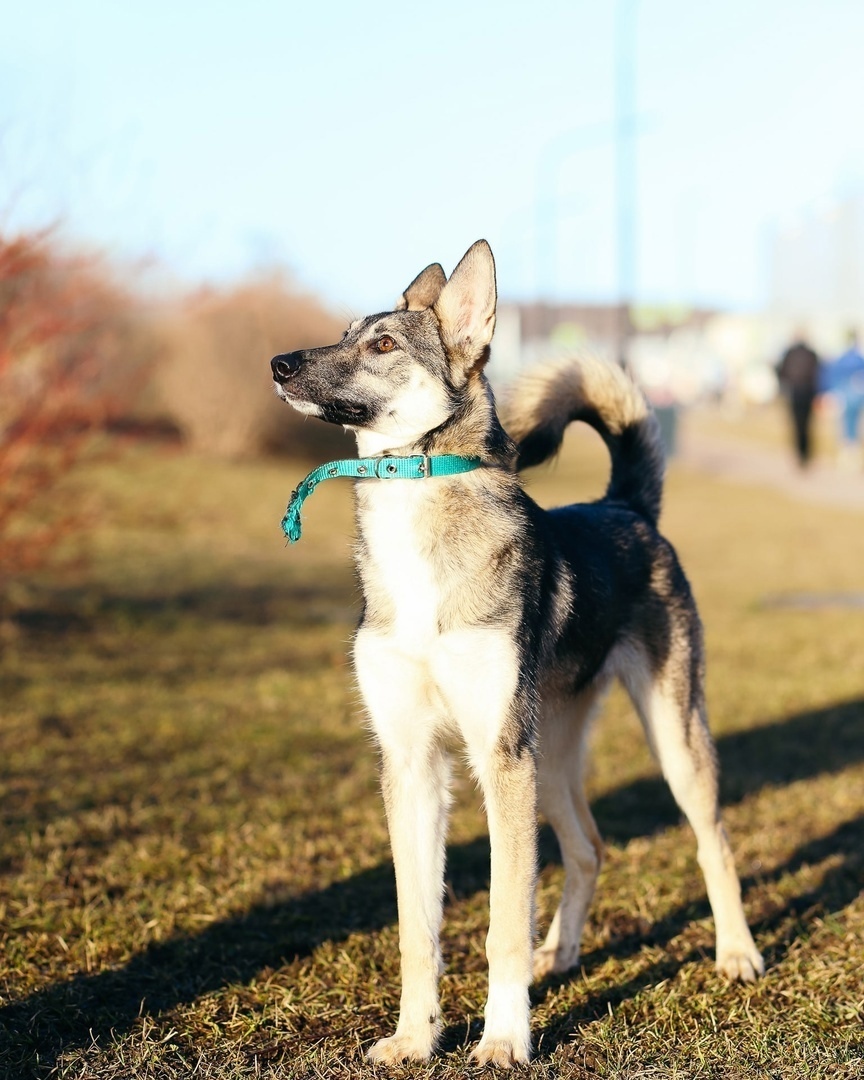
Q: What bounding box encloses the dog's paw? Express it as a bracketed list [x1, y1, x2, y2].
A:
[365, 1032, 434, 1065]
[532, 943, 580, 980]
[470, 1034, 531, 1069]
[716, 940, 765, 983]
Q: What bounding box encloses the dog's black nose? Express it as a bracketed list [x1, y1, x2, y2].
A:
[271, 352, 302, 382]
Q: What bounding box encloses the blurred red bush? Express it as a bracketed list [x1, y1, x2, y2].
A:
[0, 229, 156, 581]
[0, 229, 352, 586]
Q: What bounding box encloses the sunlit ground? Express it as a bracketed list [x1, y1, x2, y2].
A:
[1, 427, 862, 1078]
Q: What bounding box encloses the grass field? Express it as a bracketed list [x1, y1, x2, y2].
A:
[1, 428, 863, 1079]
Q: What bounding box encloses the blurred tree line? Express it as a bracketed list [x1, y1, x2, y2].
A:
[0, 227, 351, 584]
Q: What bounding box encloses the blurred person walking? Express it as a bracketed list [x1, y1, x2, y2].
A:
[824, 330, 864, 470]
[776, 335, 821, 467]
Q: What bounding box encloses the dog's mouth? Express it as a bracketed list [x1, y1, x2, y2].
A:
[318, 398, 375, 427]
[324, 400, 369, 421]
[272, 380, 321, 415]
[273, 380, 304, 401]
[274, 381, 374, 427]
[273, 380, 300, 401]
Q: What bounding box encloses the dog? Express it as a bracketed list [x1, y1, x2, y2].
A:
[270, 240, 763, 1067]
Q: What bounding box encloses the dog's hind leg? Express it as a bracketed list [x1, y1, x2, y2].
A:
[533, 683, 608, 980]
[355, 634, 451, 1064]
[621, 645, 764, 983]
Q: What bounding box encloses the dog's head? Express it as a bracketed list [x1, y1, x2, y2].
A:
[271, 240, 497, 451]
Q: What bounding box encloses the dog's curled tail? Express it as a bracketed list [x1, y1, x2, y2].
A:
[502, 354, 665, 527]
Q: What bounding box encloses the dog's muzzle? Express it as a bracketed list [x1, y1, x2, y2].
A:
[271, 352, 303, 383]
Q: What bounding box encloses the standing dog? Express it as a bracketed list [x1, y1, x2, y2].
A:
[271, 241, 763, 1067]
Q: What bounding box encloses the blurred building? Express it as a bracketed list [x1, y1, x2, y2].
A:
[769, 193, 864, 339]
[494, 301, 738, 405]
[495, 192, 864, 407]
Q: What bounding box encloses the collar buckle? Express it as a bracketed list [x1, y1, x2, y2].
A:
[374, 456, 399, 478]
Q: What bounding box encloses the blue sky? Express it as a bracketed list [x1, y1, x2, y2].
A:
[2, 1, 862, 315]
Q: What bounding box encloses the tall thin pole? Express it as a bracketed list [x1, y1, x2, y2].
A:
[616, 0, 637, 365]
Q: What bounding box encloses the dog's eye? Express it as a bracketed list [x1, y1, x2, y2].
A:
[376, 335, 396, 353]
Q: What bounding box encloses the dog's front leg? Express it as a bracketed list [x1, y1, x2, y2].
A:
[372, 744, 450, 1063]
[437, 630, 537, 1067]
[355, 632, 450, 1064]
[471, 744, 537, 1067]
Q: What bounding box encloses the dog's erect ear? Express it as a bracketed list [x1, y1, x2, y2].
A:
[433, 240, 497, 374]
[395, 262, 447, 311]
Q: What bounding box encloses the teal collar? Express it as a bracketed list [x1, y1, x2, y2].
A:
[281, 453, 482, 543]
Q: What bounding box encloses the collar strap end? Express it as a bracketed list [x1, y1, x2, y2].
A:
[281, 453, 482, 544]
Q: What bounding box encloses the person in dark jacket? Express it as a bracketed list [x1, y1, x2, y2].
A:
[776, 336, 821, 466]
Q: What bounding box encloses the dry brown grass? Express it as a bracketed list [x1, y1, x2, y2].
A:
[0, 427, 862, 1078]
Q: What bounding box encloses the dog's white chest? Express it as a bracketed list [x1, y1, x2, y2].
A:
[362, 482, 442, 638]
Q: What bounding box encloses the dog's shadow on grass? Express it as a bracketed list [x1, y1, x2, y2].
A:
[529, 807, 864, 1056]
[1, 698, 863, 1074]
